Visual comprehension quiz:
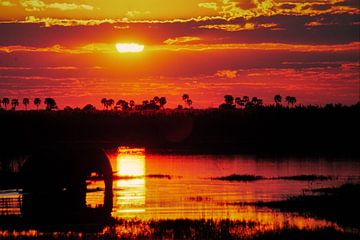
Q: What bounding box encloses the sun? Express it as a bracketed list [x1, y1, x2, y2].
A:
[115, 43, 144, 53]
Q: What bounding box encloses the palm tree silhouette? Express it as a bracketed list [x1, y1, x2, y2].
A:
[34, 98, 41, 110]
[106, 99, 114, 110]
[23, 98, 30, 110]
[182, 94, 193, 109]
[285, 96, 297, 107]
[101, 98, 107, 110]
[2, 98, 9, 109]
[242, 96, 249, 104]
[235, 97, 242, 108]
[11, 99, 19, 110]
[274, 95, 282, 106]
[290, 96, 297, 106]
[44, 98, 57, 111]
[224, 95, 234, 105]
[251, 97, 258, 105]
[182, 94, 189, 102]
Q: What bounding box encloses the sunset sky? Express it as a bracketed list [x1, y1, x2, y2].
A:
[0, 0, 359, 109]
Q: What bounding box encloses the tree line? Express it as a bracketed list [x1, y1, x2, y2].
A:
[0, 97, 57, 111]
[0, 94, 298, 111]
[219, 94, 297, 109]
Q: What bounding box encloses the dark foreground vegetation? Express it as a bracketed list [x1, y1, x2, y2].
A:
[240, 184, 360, 229]
[0, 219, 358, 240]
[0, 103, 359, 157]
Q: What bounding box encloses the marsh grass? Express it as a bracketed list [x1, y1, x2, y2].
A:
[0, 219, 358, 240]
[240, 184, 360, 229]
[211, 174, 265, 182]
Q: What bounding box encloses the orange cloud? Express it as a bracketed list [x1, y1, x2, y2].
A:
[0, 44, 79, 53]
[198, 2, 218, 10]
[20, 0, 94, 12]
[164, 36, 202, 45]
[216, 70, 238, 78]
[1, 42, 358, 54]
[154, 42, 360, 52]
[199, 22, 278, 31]
[0, 0, 16, 7]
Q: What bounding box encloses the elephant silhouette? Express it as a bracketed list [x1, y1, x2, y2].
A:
[20, 146, 113, 226]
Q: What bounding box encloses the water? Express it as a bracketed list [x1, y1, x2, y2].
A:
[1, 147, 359, 232]
[86, 148, 359, 230]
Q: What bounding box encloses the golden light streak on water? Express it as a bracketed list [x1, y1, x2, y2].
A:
[112, 146, 146, 217]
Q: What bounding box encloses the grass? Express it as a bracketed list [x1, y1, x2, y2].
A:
[211, 174, 265, 182]
[242, 184, 360, 229]
[0, 219, 358, 239]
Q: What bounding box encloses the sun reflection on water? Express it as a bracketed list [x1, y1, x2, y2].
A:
[113, 147, 146, 217]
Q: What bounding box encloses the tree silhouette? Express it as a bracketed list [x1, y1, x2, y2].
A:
[251, 97, 258, 105]
[242, 96, 249, 104]
[106, 99, 114, 110]
[186, 99, 193, 109]
[101, 98, 107, 110]
[220, 95, 235, 110]
[23, 98, 30, 110]
[274, 95, 282, 106]
[11, 99, 19, 110]
[182, 94, 193, 109]
[2, 98, 9, 109]
[290, 96, 297, 106]
[159, 97, 167, 109]
[142, 100, 149, 108]
[235, 97, 243, 109]
[224, 95, 234, 105]
[182, 94, 189, 102]
[129, 100, 135, 110]
[153, 96, 160, 105]
[285, 96, 297, 107]
[44, 98, 57, 111]
[116, 100, 129, 111]
[34, 98, 41, 110]
[83, 104, 96, 111]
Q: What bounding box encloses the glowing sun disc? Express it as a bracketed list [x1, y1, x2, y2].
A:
[116, 43, 144, 53]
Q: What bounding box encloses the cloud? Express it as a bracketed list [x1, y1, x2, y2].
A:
[20, 0, 94, 12]
[0, 0, 16, 7]
[0, 44, 80, 54]
[125, 10, 151, 18]
[156, 42, 360, 52]
[217, 0, 359, 20]
[199, 22, 278, 31]
[42, 66, 78, 70]
[22, 16, 117, 27]
[198, 2, 218, 10]
[216, 70, 238, 78]
[6, 15, 223, 27]
[164, 36, 202, 45]
[0, 66, 31, 70]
